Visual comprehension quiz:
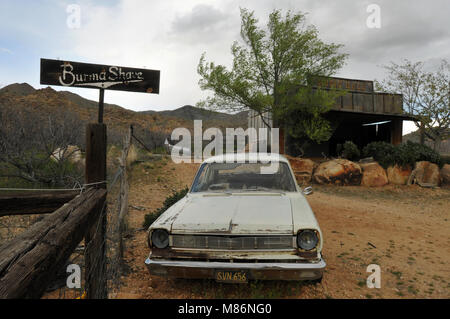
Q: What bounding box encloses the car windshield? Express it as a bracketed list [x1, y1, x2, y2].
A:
[190, 162, 297, 193]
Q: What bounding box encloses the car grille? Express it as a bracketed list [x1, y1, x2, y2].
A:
[172, 235, 293, 250]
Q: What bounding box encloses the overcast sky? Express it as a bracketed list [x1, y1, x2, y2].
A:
[1, 0, 449, 134]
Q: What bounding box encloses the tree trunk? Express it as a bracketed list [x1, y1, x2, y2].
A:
[419, 123, 425, 145]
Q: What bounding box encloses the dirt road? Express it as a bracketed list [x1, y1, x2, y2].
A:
[112, 158, 450, 299]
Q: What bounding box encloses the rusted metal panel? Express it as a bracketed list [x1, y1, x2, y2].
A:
[353, 93, 373, 112]
[362, 93, 374, 112]
[354, 95, 363, 112]
[311, 76, 374, 92]
[342, 93, 353, 110]
[331, 95, 342, 110]
[393, 94, 403, 114]
[383, 94, 395, 113]
[336, 91, 403, 115]
[374, 94, 384, 113]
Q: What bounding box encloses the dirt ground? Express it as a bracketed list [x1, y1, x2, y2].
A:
[111, 157, 450, 299]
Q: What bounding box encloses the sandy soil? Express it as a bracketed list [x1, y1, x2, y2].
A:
[112, 158, 449, 299]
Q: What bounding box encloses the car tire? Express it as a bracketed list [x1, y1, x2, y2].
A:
[311, 275, 323, 284]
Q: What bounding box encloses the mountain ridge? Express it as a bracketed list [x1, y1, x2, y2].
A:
[140, 104, 248, 124]
[0, 83, 248, 132]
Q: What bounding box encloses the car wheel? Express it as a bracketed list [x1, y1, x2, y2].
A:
[310, 275, 323, 284]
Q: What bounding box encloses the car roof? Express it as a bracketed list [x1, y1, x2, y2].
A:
[202, 153, 289, 164]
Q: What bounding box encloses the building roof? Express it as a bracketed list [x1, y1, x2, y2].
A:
[327, 109, 417, 122]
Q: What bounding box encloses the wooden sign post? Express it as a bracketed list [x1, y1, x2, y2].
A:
[84, 122, 107, 298]
[40, 58, 160, 298]
[40, 58, 160, 123]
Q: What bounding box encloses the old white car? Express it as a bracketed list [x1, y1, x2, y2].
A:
[145, 153, 325, 283]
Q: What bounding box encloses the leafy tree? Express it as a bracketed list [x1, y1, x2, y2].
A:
[375, 59, 450, 151]
[197, 8, 348, 144]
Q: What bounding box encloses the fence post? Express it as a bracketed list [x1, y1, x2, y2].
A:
[118, 126, 132, 260]
[84, 123, 107, 299]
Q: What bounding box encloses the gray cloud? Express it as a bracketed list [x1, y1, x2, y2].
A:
[346, 0, 450, 63]
[1, 0, 449, 132]
[170, 4, 236, 45]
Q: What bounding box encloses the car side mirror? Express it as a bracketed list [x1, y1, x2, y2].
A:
[302, 186, 313, 195]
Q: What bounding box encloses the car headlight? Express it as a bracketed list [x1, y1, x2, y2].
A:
[151, 229, 169, 249]
[297, 230, 319, 251]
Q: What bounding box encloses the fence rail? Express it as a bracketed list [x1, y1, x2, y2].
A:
[0, 124, 134, 299]
[0, 191, 79, 217]
[0, 188, 106, 299]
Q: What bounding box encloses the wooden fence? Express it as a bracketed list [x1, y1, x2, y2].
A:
[0, 191, 79, 217]
[0, 123, 132, 299]
[0, 188, 106, 298]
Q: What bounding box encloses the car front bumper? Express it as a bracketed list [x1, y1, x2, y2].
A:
[145, 257, 326, 281]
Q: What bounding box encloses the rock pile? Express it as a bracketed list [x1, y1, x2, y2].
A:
[312, 159, 362, 186]
[360, 162, 388, 187]
[287, 156, 444, 188]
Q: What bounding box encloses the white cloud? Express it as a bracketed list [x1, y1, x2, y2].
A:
[170, 4, 234, 45]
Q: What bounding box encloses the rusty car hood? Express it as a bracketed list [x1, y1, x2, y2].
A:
[150, 192, 323, 249]
[162, 193, 295, 234]
[151, 191, 321, 237]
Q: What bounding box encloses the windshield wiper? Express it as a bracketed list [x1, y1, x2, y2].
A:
[240, 187, 285, 193]
[248, 186, 270, 191]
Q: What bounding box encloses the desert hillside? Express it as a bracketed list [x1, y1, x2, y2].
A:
[0, 83, 248, 146]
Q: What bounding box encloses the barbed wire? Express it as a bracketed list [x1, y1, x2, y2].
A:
[0, 180, 108, 193]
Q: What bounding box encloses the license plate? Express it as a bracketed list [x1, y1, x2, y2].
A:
[215, 270, 248, 283]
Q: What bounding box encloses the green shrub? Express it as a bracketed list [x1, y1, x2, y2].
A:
[143, 187, 189, 228]
[394, 141, 442, 168]
[362, 141, 397, 168]
[339, 141, 360, 161]
[362, 141, 442, 168]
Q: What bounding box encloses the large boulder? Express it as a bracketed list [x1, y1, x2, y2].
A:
[361, 162, 388, 187]
[287, 157, 317, 185]
[313, 159, 362, 185]
[51, 145, 83, 164]
[440, 164, 450, 185]
[408, 161, 441, 186]
[387, 165, 412, 185]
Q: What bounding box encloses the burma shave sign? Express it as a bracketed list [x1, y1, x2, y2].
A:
[40, 58, 160, 93]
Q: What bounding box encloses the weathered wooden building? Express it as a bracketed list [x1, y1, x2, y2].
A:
[248, 77, 416, 157]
